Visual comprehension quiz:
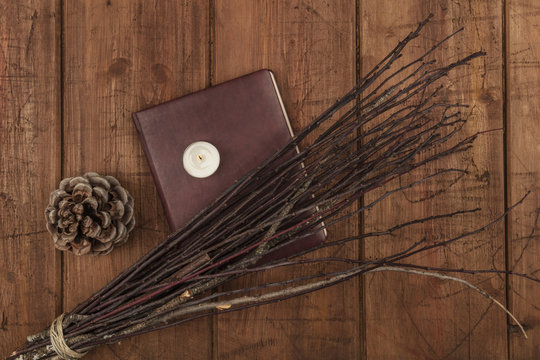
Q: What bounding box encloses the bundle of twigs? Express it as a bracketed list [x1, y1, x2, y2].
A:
[9, 16, 532, 360]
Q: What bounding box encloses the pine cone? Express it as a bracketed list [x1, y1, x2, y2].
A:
[45, 172, 135, 255]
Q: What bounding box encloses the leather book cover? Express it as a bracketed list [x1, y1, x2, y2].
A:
[132, 69, 325, 261]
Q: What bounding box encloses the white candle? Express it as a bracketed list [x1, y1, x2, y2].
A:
[182, 141, 220, 178]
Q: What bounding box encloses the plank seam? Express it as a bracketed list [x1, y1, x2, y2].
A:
[356, 1, 367, 359]
[502, 0, 511, 358]
[56, 0, 65, 319]
[209, 0, 215, 88]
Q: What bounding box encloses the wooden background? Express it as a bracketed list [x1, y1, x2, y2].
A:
[1, 0, 539, 359]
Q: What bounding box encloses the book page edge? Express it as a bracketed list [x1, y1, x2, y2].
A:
[268, 71, 328, 239]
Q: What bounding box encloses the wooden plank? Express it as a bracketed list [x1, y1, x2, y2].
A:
[0, 1, 60, 358]
[213, 1, 359, 359]
[507, 1, 540, 357]
[360, 2, 506, 359]
[62, 1, 211, 358]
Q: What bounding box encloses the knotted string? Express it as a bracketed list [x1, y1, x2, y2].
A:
[49, 313, 87, 360]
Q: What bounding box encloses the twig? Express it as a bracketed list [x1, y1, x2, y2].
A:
[367, 267, 528, 338]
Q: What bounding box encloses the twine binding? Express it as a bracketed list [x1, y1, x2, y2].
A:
[49, 313, 87, 359]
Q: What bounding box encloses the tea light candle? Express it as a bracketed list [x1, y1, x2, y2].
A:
[182, 141, 220, 178]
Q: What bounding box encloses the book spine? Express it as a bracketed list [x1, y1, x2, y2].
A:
[132, 113, 176, 231]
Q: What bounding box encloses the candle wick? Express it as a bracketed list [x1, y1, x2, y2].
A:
[197, 154, 204, 161]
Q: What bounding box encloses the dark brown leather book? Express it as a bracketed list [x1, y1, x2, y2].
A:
[132, 69, 325, 261]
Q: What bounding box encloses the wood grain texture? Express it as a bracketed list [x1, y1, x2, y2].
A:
[213, 1, 360, 359]
[0, 1, 60, 358]
[62, 1, 211, 358]
[507, 0, 540, 358]
[360, 1, 506, 359]
[4, 1, 540, 359]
